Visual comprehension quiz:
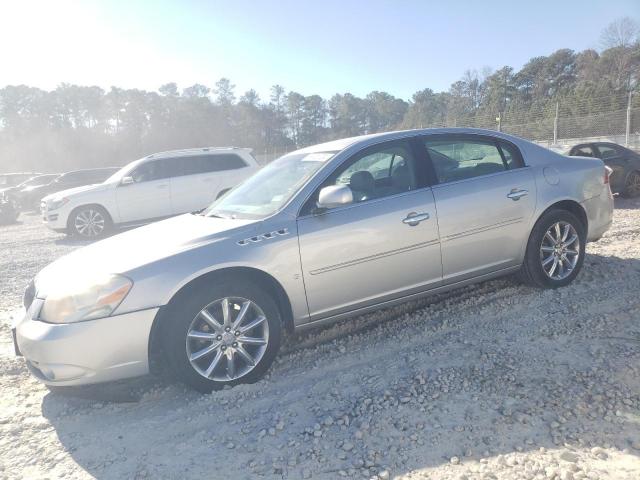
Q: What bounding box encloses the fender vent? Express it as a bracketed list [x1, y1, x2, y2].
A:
[237, 228, 288, 246]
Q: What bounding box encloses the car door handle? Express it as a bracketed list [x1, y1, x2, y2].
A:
[402, 212, 430, 226]
[157, 184, 169, 189]
[507, 189, 528, 201]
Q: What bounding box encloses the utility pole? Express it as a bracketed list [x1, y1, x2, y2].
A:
[626, 91, 632, 147]
[553, 102, 559, 145]
[496, 113, 502, 132]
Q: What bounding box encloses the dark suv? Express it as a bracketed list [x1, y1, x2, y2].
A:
[568, 142, 640, 197]
[26, 167, 119, 211]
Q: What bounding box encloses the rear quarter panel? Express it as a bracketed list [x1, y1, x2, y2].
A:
[518, 141, 611, 241]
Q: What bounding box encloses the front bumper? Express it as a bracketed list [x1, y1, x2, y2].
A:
[15, 299, 158, 386]
[41, 202, 70, 231]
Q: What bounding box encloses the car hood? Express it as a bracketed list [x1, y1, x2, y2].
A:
[43, 183, 108, 201]
[35, 213, 258, 297]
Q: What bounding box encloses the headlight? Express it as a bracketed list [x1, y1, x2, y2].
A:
[40, 274, 133, 324]
[48, 197, 69, 210]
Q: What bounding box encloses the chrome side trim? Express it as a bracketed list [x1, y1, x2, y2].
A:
[237, 228, 289, 246]
[295, 265, 520, 330]
[441, 217, 523, 243]
[309, 239, 440, 275]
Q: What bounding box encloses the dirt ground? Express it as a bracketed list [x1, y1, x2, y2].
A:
[1, 199, 639, 480]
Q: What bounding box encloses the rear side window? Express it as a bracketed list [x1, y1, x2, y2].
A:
[181, 154, 247, 176]
[498, 141, 524, 169]
[424, 138, 507, 183]
[596, 145, 619, 159]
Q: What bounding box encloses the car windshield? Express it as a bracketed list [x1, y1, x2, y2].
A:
[105, 159, 146, 183]
[20, 174, 58, 188]
[203, 151, 336, 219]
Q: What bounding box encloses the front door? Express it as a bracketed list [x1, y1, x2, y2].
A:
[115, 159, 172, 223]
[421, 134, 537, 281]
[297, 139, 442, 320]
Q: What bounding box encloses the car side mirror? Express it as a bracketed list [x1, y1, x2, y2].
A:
[316, 184, 353, 210]
[120, 176, 134, 186]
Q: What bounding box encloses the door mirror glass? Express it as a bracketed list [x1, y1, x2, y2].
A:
[120, 176, 135, 186]
[317, 185, 353, 210]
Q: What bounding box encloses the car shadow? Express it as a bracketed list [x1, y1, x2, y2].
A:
[40, 253, 640, 479]
[614, 195, 640, 210]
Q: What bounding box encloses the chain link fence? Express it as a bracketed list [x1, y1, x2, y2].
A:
[254, 92, 640, 163]
[450, 92, 640, 151]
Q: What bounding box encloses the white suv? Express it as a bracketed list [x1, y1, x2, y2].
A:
[41, 147, 258, 238]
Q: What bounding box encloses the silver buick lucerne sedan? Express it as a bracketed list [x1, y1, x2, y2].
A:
[14, 128, 613, 392]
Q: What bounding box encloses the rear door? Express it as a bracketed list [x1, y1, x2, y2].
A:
[170, 153, 251, 214]
[421, 134, 536, 282]
[115, 159, 172, 223]
[297, 139, 442, 320]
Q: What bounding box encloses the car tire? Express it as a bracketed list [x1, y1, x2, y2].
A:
[67, 205, 112, 239]
[162, 279, 282, 393]
[622, 171, 640, 198]
[518, 209, 586, 289]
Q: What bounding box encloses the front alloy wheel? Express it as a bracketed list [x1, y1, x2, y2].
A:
[71, 207, 109, 238]
[163, 280, 282, 392]
[186, 297, 269, 381]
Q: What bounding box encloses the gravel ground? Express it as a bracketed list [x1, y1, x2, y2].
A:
[1, 202, 639, 480]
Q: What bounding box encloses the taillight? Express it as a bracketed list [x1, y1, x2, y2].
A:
[604, 166, 612, 184]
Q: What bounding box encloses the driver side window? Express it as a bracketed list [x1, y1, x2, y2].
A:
[329, 143, 417, 203]
[131, 161, 163, 183]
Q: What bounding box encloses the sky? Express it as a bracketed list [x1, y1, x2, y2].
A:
[0, 0, 638, 101]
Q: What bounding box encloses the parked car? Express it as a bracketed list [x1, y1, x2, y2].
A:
[0, 172, 42, 193]
[14, 128, 613, 392]
[2, 174, 60, 211]
[41, 148, 258, 238]
[567, 142, 640, 197]
[31, 168, 119, 213]
[0, 195, 19, 224]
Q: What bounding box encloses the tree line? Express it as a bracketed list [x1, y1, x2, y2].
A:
[1, 17, 638, 173]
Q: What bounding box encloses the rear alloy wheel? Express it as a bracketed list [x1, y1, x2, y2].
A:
[622, 171, 640, 198]
[539, 221, 580, 281]
[519, 209, 586, 288]
[163, 280, 282, 392]
[70, 206, 111, 239]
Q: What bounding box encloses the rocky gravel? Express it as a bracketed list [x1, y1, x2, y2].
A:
[1, 201, 639, 480]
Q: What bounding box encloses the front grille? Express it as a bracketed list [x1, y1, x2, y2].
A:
[23, 280, 35, 310]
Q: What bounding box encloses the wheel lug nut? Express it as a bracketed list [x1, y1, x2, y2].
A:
[221, 345, 226, 351]
[232, 342, 238, 347]
[217, 335, 222, 340]
[235, 331, 240, 336]
[225, 327, 230, 332]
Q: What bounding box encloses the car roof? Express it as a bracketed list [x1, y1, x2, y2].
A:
[61, 167, 119, 175]
[146, 147, 253, 159]
[294, 127, 528, 154]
